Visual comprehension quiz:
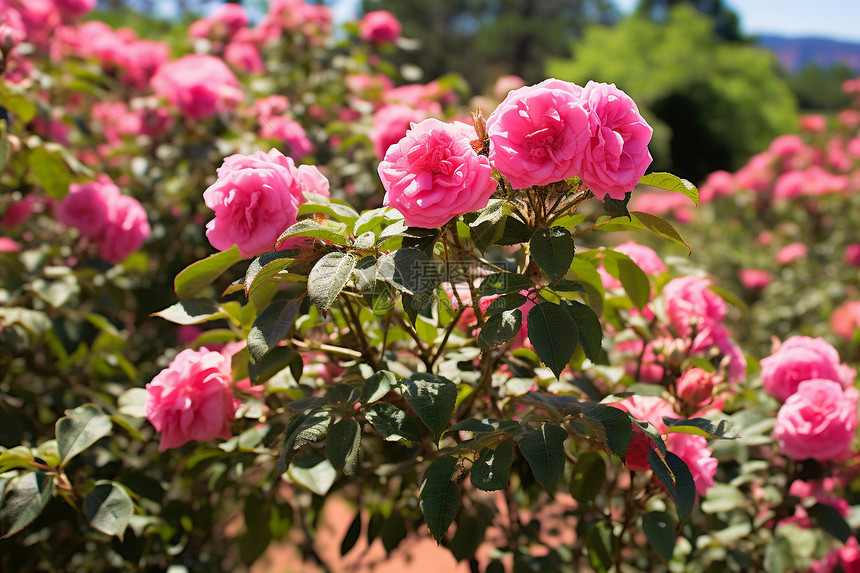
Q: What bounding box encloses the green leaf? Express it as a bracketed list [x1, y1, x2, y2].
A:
[117, 388, 148, 418]
[569, 258, 605, 316]
[298, 197, 360, 221]
[325, 384, 360, 407]
[28, 148, 72, 199]
[483, 293, 528, 317]
[376, 248, 435, 296]
[248, 345, 300, 384]
[631, 211, 691, 254]
[763, 536, 793, 573]
[381, 512, 407, 554]
[0, 472, 53, 538]
[174, 245, 242, 298]
[639, 172, 699, 206]
[464, 201, 508, 252]
[552, 279, 586, 294]
[586, 520, 617, 572]
[287, 458, 337, 496]
[419, 455, 461, 543]
[582, 406, 632, 458]
[353, 231, 375, 250]
[477, 272, 534, 296]
[527, 303, 578, 378]
[562, 300, 603, 362]
[0, 84, 36, 123]
[707, 285, 748, 312]
[0, 120, 7, 172]
[401, 373, 458, 444]
[366, 403, 422, 442]
[361, 371, 395, 403]
[700, 484, 745, 514]
[151, 299, 227, 325]
[326, 418, 361, 476]
[649, 450, 695, 522]
[478, 309, 522, 349]
[517, 422, 568, 493]
[643, 511, 676, 561]
[569, 451, 606, 504]
[308, 252, 356, 312]
[602, 252, 650, 310]
[275, 219, 348, 248]
[530, 227, 575, 281]
[808, 503, 852, 542]
[84, 482, 133, 540]
[470, 441, 513, 491]
[247, 300, 300, 363]
[662, 417, 736, 439]
[278, 409, 332, 474]
[56, 404, 113, 465]
[603, 191, 632, 219]
[340, 511, 362, 555]
[446, 418, 520, 435]
[496, 216, 533, 246]
[240, 490, 272, 565]
[244, 251, 296, 296]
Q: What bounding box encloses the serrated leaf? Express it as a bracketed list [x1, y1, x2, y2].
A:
[366, 404, 422, 442]
[248, 345, 300, 384]
[247, 300, 300, 363]
[84, 482, 133, 540]
[117, 388, 148, 418]
[483, 293, 527, 317]
[278, 409, 332, 474]
[0, 472, 53, 538]
[340, 512, 362, 555]
[518, 423, 568, 493]
[401, 374, 457, 444]
[530, 227, 575, 281]
[353, 231, 375, 250]
[569, 451, 606, 504]
[562, 300, 603, 362]
[244, 251, 296, 296]
[604, 191, 632, 219]
[527, 303, 578, 378]
[586, 519, 616, 572]
[446, 418, 520, 435]
[649, 450, 695, 522]
[476, 272, 534, 296]
[707, 285, 748, 312]
[465, 201, 508, 252]
[643, 511, 676, 561]
[376, 248, 434, 296]
[603, 252, 650, 310]
[662, 417, 736, 439]
[639, 172, 698, 206]
[361, 371, 395, 403]
[151, 299, 227, 325]
[470, 441, 513, 491]
[276, 219, 348, 248]
[287, 458, 337, 496]
[808, 503, 852, 542]
[419, 455, 461, 543]
[308, 252, 356, 312]
[478, 309, 522, 349]
[381, 512, 407, 554]
[56, 404, 113, 465]
[496, 216, 533, 245]
[631, 211, 691, 254]
[326, 418, 361, 475]
[175, 245, 242, 298]
[582, 406, 632, 457]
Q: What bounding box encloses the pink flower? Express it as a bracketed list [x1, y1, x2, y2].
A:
[800, 114, 827, 133]
[598, 240, 665, 290]
[258, 116, 315, 157]
[734, 151, 775, 192]
[666, 433, 717, 495]
[739, 268, 771, 289]
[486, 78, 590, 190]
[769, 134, 806, 158]
[53, 0, 95, 19]
[761, 336, 842, 401]
[493, 75, 527, 100]
[254, 95, 290, 118]
[698, 170, 735, 202]
[0, 237, 20, 252]
[578, 81, 653, 200]
[379, 118, 497, 229]
[96, 194, 151, 263]
[776, 243, 807, 264]
[295, 165, 330, 199]
[370, 104, 429, 160]
[611, 396, 675, 471]
[662, 276, 727, 339]
[209, 3, 249, 37]
[831, 301, 860, 341]
[628, 190, 693, 222]
[359, 10, 401, 44]
[676, 367, 716, 406]
[225, 41, 264, 74]
[203, 149, 304, 258]
[2, 195, 36, 227]
[774, 379, 858, 462]
[56, 175, 121, 239]
[151, 54, 241, 121]
[844, 243, 860, 267]
[145, 347, 239, 451]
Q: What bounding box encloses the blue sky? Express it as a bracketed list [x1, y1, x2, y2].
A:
[614, 0, 860, 43]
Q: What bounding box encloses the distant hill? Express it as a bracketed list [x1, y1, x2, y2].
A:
[757, 35, 860, 73]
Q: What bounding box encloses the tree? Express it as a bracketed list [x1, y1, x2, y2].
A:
[547, 5, 798, 182]
[634, 0, 741, 41]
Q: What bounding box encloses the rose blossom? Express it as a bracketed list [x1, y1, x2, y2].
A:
[145, 347, 239, 451]
[760, 336, 842, 401]
[844, 243, 860, 267]
[676, 367, 716, 406]
[739, 268, 771, 289]
[831, 301, 860, 341]
[370, 104, 429, 160]
[258, 116, 315, 158]
[96, 194, 151, 263]
[598, 240, 665, 290]
[776, 243, 807, 264]
[225, 41, 264, 74]
[493, 75, 527, 100]
[56, 175, 121, 239]
[578, 81, 653, 200]
[379, 118, 497, 229]
[359, 10, 401, 44]
[662, 276, 727, 339]
[151, 54, 241, 121]
[486, 78, 590, 190]
[203, 149, 307, 258]
[774, 379, 858, 462]
[698, 170, 735, 202]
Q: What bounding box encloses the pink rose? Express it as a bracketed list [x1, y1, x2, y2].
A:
[698, 170, 735, 202]
[676, 367, 716, 406]
[776, 243, 807, 265]
[579, 81, 653, 200]
[628, 190, 693, 222]
[359, 10, 401, 44]
[598, 240, 665, 290]
[96, 194, 151, 263]
[151, 54, 241, 121]
[0, 237, 20, 252]
[799, 114, 827, 133]
[56, 174, 121, 239]
[370, 104, 429, 160]
[761, 336, 842, 401]
[225, 41, 264, 74]
[379, 118, 497, 229]
[774, 379, 858, 462]
[2, 195, 36, 227]
[662, 276, 727, 339]
[203, 149, 303, 258]
[493, 75, 527, 100]
[486, 78, 590, 190]
[844, 243, 860, 267]
[295, 165, 330, 199]
[611, 395, 675, 472]
[209, 3, 249, 37]
[254, 95, 290, 118]
[258, 116, 315, 158]
[831, 301, 860, 341]
[145, 347, 239, 451]
[739, 268, 771, 289]
[53, 0, 95, 19]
